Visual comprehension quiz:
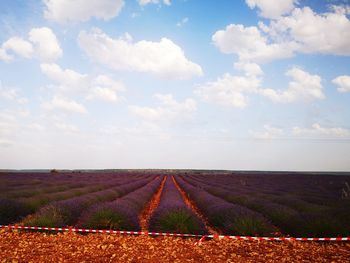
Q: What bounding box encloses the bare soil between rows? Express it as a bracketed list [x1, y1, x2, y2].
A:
[0, 230, 349, 262]
[172, 176, 219, 235]
[139, 176, 167, 231]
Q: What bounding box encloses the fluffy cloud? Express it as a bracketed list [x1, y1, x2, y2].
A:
[246, 0, 296, 19]
[332, 75, 350, 93]
[195, 62, 263, 108]
[0, 48, 12, 62]
[196, 66, 324, 108]
[0, 86, 17, 100]
[292, 123, 350, 138]
[138, 0, 171, 6]
[41, 63, 125, 102]
[28, 27, 62, 61]
[0, 27, 62, 62]
[54, 122, 79, 133]
[0, 82, 28, 104]
[195, 73, 261, 108]
[262, 7, 350, 56]
[129, 94, 196, 122]
[2, 37, 33, 59]
[41, 96, 87, 114]
[43, 0, 125, 23]
[212, 24, 297, 63]
[0, 139, 13, 147]
[86, 75, 125, 102]
[78, 29, 203, 79]
[40, 63, 88, 93]
[260, 67, 324, 103]
[213, 6, 350, 64]
[250, 125, 284, 139]
[233, 62, 263, 77]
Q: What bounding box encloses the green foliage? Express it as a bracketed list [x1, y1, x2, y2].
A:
[226, 217, 273, 236]
[80, 208, 132, 230]
[156, 209, 203, 234]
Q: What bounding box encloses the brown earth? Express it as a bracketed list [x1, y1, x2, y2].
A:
[139, 176, 167, 231]
[172, 176, 219, 235]
[0, 230, 349, 262]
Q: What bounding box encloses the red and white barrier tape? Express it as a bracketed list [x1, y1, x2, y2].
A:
[1, 225, 349, 242]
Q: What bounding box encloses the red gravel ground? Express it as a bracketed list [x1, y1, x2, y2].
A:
[172, 176, 219, 235]
[1, 230, 349, 262]
[139, 176, 166, 231]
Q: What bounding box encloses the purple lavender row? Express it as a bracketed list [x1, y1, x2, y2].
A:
[175, 176, 275, 236]
[181, 175, 299, 235]
[149, 177, 207, 234]
[22, 176, 156, 227]
[1, 172, 156, 225]
[186, 173, 350, 237]
[77, 176, 164, 231]
[189, 172, 343, 200]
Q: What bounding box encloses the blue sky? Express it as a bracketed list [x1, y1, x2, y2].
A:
[0, 0, 349, 171]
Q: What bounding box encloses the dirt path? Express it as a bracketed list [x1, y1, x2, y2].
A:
[139, 176, 167, 231]
[172, 176, 220, 235]
[1, 230, 349, 262]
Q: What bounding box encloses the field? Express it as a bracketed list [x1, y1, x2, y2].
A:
[1, 170, 350, 237]
[1, 170, 350, 261]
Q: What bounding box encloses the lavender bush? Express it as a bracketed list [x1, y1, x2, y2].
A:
[176, 176, 274, 236]
[23, 178, 152, 227]
[78, 176, 163, 230]
[149, 177, 207, 234]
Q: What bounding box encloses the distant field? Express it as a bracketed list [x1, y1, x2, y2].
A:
[1, 170, 349, 237]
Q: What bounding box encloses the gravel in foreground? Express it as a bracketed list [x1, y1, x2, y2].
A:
[0, 230, 349, 262]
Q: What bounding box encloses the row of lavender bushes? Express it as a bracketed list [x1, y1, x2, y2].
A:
[0, 172, 154, 225]
[149, 177, 207, 234]
[185, 174, 350, 236]
[22, 177, 155, 227]
[77, 176, 164, 230]
[175, 176, 275, 236]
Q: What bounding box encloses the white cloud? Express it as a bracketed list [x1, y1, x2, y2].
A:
[292, 123, 350, 138]
[260, 67, 324, 103]
[0, 48, 12, 62]
[195, 63, 263, 108]
[43, 0, 125, 23]
[246, 0, 297, 19]
[213, 6, 350, 64]
[0, 139, 13, 147]
[86, 75, 125, 102]
[234, 62, 263, 77]
[196, 66, 324, 108]
[28, 27, 62, 61]
[0, 86, 17, 100]
[78, 29, 203, 79]
[212, 24, 297, 63]
[40, 63, 88, 93]
[0, 27, 62, 62]
[138, 0, 171, 6]
[40, 63, 125, 102]
[332, 75, 350, 93]
[262, 7, 350, 56]
[54, 122, 79, 133]
[0, 82, 29, 104]
[129, 94, 196, 122]
[250, 125, 284, 139]
[2, 37, 33, 59]
[41, 96, 87, 114]
[177, 17, 189, 27]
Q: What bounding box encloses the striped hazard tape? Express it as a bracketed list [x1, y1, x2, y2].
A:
[1, 225, 349, 242]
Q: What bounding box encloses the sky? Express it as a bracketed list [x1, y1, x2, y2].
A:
[0, 0, 349, 171]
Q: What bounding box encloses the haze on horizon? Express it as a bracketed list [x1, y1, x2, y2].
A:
[0, 0, 349, 171]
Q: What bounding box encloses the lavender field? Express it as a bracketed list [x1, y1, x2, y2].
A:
[1, 170, 349, 237]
